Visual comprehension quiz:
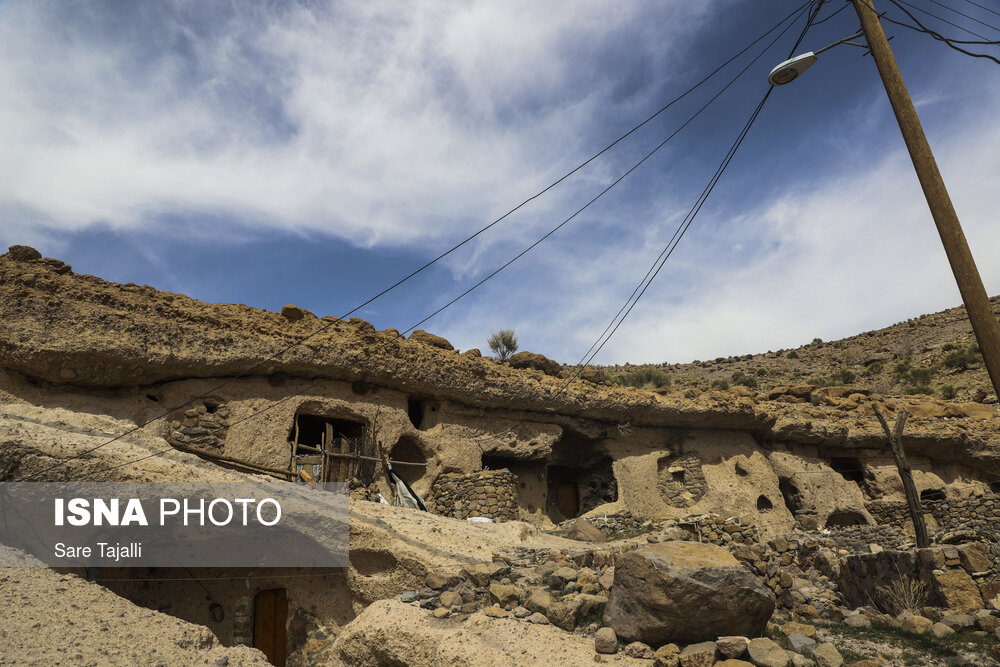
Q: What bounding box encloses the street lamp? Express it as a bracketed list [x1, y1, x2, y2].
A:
[767, 32, 863, 85]
[769, 0, 1000, 401]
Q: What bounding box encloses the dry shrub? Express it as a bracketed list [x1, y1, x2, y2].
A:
[872, 575, 927, 616]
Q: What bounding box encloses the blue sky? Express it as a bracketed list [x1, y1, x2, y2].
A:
[2, 0, 999, 364]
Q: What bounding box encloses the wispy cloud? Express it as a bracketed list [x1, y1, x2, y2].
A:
[0, 0, 714, 248]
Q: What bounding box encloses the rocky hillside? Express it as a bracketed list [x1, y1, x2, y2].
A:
[597, 296, 1000, 403]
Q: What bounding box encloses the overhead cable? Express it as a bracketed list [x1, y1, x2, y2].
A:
[24, 4, 815, 482]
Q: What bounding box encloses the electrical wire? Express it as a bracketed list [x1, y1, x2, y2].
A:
[923, 0, 1000, 32]
[959, 0, 1000, 20]
[896, 0, 994, 39]
[871, 0, 1000, 65]
[467, 3, 825, 449]
[399, 4, 809, 337]
[21, 1, 815, 483]
[812, 0, 853, 25]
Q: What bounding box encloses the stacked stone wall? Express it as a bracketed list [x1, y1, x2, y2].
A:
[867, 492, 1000, 540]
[656, 455, 707, 507]
[166, 398, 230, 450]
[428, 470, 519, 522]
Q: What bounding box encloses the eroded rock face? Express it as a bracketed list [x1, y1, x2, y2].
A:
[408, 329, 454, 350]
[604, 541, 774, 644]
[508, 351, 562, 377]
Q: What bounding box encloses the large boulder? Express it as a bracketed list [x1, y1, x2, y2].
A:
[604, 541, 774, 644]
[507, 351, 562, 377]
[931, 569, 984, 613]
[7, 245, 42, 261]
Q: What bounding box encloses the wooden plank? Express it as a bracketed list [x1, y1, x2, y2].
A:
[874, 405, 928, 548]
[253, 588, 288, 667]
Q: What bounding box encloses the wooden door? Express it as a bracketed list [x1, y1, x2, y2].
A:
[253, 588, 288, 666]
[558, 483, 578, 519]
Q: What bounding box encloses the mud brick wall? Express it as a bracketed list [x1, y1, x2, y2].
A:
[429, 470, 519, 522]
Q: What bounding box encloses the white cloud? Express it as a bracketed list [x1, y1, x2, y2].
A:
[438, 104, 1000, 365]
[0, 0, 714, 248]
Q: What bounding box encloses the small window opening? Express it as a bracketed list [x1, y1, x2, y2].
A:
[671, 470, 685, 483]
[735, 462, 749, 477]
[146, 394, 159, 402]
[990, 481, 1000, 493]
[756, 495, 773, 511]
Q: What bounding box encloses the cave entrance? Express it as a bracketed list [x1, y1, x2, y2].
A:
[920, 488, 946, 502]
[289, 414, 367, 483]
[829, 457, 865, 484]
[389, 436, 427, 487]
[825, 510, 868, 528]
[778, 477, 802, 514]
[545, 458, 617, 522]
[757, 495, 774, 511]
[253, 588, 288, 667]
[407, 398, 424, 429]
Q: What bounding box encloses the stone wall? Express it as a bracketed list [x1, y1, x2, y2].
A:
[428, 470, 519, 522]
[824, 524, 910, 552]
[839, 542, 1000, 613]
[656, 455, 707, 508]
[166, 398, 230, 450]
[867, 492, 1000, 540]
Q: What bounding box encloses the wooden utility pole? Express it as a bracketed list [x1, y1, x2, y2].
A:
[873, 405, 928, 547]
[851, 0, 1000, 400]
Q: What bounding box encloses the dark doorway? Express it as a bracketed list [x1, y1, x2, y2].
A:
[778, 477, 802, 514]
[920, 488, 946, 502]
[289, 414, 367, 483]
[825, 510, 868, 528]
[548, 466, 580, 519]
[389, 436, 427, 487]
[407, 398, 424, 429]
[829, 457, 865, 484]
[254, 588, 288, 667]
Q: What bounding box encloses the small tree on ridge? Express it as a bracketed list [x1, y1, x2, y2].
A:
[488, 328, 518, 362]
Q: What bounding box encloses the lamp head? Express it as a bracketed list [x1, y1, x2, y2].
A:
[768, 52, 818, 86]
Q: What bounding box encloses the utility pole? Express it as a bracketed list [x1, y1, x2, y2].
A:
[850, 0, 1000, 400]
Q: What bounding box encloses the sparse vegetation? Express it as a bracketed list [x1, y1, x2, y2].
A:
[811, 337, 823, 345]
[614, 368, 671, 389]
[487, 328, 518, 362]
[786, 350, 799, 359]
[872, 575, 926, 615]
[830, 368, 857, 385]
[730, 370, 758, 389]
[710, 378, 730, 390]
[943, 344, 982, 370]
[939, 384, 958, 399]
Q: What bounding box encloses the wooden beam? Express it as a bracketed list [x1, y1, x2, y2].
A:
[873, 405, 929, 548]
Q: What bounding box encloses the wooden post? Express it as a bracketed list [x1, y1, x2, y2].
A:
[851, 0, 1000, 400]
[873, 405, 929, 547]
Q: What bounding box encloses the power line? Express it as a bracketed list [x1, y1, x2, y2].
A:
[813, 1, 852, 25]
[923, 0, 1000, 32]
[569, 0, 825, 375]
[22, 1, 815, 482]
[400, 5, 808, 336]
[860, 0, 1000, 64]
[467, 5, 824, 450]
[959, 0, 1000, 20]
[897, 0, 994, 40]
